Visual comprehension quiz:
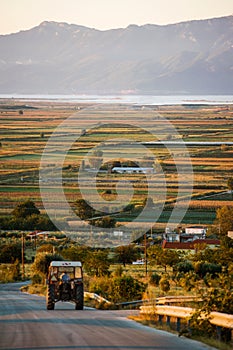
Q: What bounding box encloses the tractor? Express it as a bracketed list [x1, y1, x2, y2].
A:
[46, 261, 84, 310]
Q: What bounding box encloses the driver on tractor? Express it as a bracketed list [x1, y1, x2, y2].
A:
[61, 271, 70, 282]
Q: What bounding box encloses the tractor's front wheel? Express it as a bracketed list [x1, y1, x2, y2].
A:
[75, 284, 84, 310]
[46, 284, 55, 310]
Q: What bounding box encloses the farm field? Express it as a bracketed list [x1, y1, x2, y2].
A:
[0, 99, 233, 232]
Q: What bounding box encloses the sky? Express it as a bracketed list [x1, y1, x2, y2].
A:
[0, 0, 233, 34]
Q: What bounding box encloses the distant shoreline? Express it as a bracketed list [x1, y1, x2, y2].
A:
[0, 94, 233, 105]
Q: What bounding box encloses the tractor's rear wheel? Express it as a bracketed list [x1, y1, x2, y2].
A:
[75, 284, 84, 310]
[46, 284, 55, 310]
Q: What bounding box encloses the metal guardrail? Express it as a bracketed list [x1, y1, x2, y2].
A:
[84, 292, 111, 304]
[140, 305, 233, 329]
[155, 296, 203, 304]
[83, 294, 203, 308]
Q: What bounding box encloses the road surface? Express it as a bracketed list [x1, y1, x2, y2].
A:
[0, 282, 215, 350]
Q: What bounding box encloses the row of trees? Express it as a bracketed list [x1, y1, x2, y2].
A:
[1, 195, 232, 233]
[0, 200, 56, 231]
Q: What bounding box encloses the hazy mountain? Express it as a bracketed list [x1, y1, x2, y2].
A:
[0, 16, 233, 94]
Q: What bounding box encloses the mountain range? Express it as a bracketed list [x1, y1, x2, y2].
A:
[0, 15, 233, 95]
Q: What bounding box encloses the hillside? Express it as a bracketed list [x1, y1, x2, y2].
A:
[0, 15, 233, 94]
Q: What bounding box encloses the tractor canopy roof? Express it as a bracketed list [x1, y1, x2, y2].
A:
[50, 261, 82, 267]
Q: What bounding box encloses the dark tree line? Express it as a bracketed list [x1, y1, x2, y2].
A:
[0, 200, 56, 231]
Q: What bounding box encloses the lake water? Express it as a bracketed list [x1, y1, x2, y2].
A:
[0, 94, 233, 105]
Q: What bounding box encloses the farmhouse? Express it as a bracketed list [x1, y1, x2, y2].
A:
[27, 231, 49, 240]
[163, 226, 206, 243]
[162, 239, 220, 252]
[111, 167, 155, 174]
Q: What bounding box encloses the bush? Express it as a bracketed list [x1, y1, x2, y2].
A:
[175, 260, 194, 273]
[0, 243, 22, 263]
[31, 252, 64, 280]
[89, 276, 110, 299]
[149, 272, 161, 286]
[113, 265, 124, 277]
[108, 275, 146, 303]
[88, 275, 146, 304]
[31, 274, 43, 285]
[0, 261, 21, 282]
[194, 262, 222, 278]
[159, 276, 170, 293]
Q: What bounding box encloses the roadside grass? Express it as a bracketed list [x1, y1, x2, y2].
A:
[128, 315, 232, 350]
[21, 283, 47, 296]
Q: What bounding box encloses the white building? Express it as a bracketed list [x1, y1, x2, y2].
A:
[185, 227, 206, 235]
[111, 167, 155, 174]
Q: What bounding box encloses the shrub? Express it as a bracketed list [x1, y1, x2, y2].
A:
[194, 262, 222, 278]
[89, 276, 110, 299]
[0, 243, 22, 263]
[0, 261, 21, 283]
[31, 252, 64, 280]
[113, 265, 124, 277]
[88, 275, 146, 304]
[108, 275, 146, 303]
[174, 260, 194, 273]
[149, 272, 161, 286]
[159, 276, 170, 293]
[31, 274, 43, 285]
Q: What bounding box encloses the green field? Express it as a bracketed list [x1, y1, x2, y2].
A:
[1, 100, 233, 230]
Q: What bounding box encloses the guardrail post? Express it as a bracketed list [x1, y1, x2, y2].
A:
[166, 316, 170, 327]
[216, 326, 222, 341]
[158, 314, 163, 325]
[176, 317, 181, 332]
[187, 319, 192, 335]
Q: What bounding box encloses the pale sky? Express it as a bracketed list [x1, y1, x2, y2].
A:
[0, 0, 233, 34]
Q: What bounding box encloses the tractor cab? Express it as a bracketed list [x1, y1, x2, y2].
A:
[46, 261, 84, 310]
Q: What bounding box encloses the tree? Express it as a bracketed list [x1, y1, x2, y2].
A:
[111, 160, 121, 169]
[194, 262, 222, 278]
[74, 199, 95, 220]
[115, 245, 140, 266]
[31, 252, 64, 279]
[0, 243, 22, 263]
[84, 250, 110, 277]
[89, 149, 103, 169]
[227, 177, 233, 197]
[80, 159, 85, 171]
[143, 197, 154, 208]
[108, 275, 146, 303]
[37, 244, 54, 254]
[0, 212, 56, 231]
[174, 260, 194, 274]
[215, 206, 233, 236]
[159, 276, 170, 293]
[190, 273, 233, 342]
[148, 245, 180, 272]
[61, 245, 90, 263]
[12, 200, 40, 218]
[92, 216, 116, 228]
[149, 272, 161, 286]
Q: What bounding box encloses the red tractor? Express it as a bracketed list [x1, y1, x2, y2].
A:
[46, 261, 84, 310]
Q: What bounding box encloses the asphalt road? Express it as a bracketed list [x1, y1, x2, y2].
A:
[0, 282, 215, 350]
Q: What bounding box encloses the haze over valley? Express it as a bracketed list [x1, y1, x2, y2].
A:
[0, 15, 233, 95]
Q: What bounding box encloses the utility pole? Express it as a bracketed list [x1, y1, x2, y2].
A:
[21, 233, 25, 280]
[34, 232, 37, 250]
[144, 233, 147, 277]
